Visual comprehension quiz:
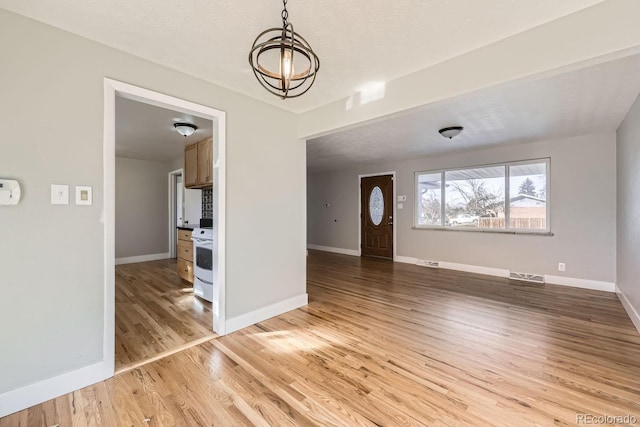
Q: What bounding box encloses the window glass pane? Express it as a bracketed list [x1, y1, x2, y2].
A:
[417, 173, 442, 226]
[509, 162, 547, 230]
[369, 186, 384, 226]
[445, 166, 505, 229]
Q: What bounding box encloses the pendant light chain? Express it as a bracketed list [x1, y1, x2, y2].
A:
[281, 0, 289, 27]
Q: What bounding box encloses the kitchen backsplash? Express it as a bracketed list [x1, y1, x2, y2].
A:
[202, 188, 213, 218]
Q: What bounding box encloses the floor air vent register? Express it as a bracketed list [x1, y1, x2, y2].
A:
[509, 271, 545, 284]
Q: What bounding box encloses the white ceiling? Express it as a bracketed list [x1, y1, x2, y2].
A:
[0, 0, 606, 113]
[115, 96, 213, 162]
[307, 54, 640, 172]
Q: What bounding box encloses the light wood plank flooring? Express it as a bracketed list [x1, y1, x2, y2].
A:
[3, 251, 640, 426]
[115, 258, 214, 371]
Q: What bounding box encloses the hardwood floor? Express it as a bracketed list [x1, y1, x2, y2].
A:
[3, 251, 640, 426]
[115, 258, 214, 371]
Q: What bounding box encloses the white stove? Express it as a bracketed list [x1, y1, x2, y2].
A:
[191, 227, 215, 303]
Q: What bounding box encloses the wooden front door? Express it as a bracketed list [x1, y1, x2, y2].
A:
[361, 175, 393, 259]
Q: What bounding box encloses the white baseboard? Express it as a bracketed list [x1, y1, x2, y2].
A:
[616, 286, 640, 334]
[395, 257, 615, 293]
[439, 261, 510, 278]
[115, 252, 170, 265]
[307, 247, 615, 293]
[545, 275, 615, 292]
[307, 244, 359, 257]
[225, 293, 308, 335]
[0, 361, 108, 418]
[394, 255, 418, 264]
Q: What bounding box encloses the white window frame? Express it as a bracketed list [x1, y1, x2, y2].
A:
[414, 158, 551, 235]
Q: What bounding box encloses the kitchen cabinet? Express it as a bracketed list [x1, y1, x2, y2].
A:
[184, 137, 213, 188]
[177, 228, 194, 283]
[197, 137, 213, 186]
[184, 143, 198, 187]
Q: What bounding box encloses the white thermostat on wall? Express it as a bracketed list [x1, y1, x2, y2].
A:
[0, 179, 21, 205]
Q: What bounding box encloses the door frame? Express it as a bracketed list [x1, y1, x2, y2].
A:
[358, 171, 397, 260]
[104, 78, 227, 377]
[168, 168, 183, 259]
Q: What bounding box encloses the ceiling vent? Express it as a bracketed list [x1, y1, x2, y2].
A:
[509, 271, 545, 284]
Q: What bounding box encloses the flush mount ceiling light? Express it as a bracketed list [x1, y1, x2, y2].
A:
[248, 0, 320, 99]
[439, 126, 464, 140]
[174, 123, 197, 137]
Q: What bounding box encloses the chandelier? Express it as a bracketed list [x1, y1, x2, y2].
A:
[248, 0, 320, 99]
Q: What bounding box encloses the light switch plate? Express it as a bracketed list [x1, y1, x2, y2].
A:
[51, 184, 69, 205]
[76, 186, 93, 205]
[397, 195, 407, 202]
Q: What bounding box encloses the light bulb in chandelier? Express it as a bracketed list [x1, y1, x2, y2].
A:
[279, 49, 295, 90]
[281, 49, 294, 80]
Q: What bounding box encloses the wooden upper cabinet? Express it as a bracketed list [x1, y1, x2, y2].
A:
[197, 137, 213, 186]
[184, 137, 213, 188]
[184, 143, 198, 188]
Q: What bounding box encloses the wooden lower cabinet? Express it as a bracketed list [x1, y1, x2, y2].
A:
[177, 229, 194, 283]
[178, 239, 193, 260]
[177, 258, 194, 283]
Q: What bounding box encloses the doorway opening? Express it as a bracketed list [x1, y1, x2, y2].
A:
[359, 172, 396, 259]
[104, 79, 227, 377]
[168, 169, 183, 259]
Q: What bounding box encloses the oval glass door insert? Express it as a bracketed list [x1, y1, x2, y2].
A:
[369, 186, 384, 225]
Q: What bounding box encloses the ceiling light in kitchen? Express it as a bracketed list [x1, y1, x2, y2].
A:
[174, 123, 197, 137]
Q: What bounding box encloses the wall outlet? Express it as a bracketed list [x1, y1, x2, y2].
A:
[558, 262, 566, 272]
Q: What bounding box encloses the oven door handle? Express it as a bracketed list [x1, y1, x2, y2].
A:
[197, 278, 213, 285]
[192, 238, 211, 244]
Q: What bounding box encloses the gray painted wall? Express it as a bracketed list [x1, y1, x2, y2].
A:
[617, 94, 640, 319]
[115, 157, 170, 259]
[167, 155, 184, 173]
[308, 133, 616, 282]
[0, 9, 305, 395]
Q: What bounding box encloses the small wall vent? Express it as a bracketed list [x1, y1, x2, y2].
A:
[509, 271, 545, 284]
[416, 259, 439, 268]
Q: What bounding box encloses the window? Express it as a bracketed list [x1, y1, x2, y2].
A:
[445, 166, 505, 227]
[509, 162, 547, 231]
[416, 172, 442, 226]
[415, 159, 549, 233]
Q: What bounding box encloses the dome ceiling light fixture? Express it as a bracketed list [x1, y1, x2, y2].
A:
[439, 126, 464, 140]
[248, 0, 320, 99]
[174, 123, 197, 137]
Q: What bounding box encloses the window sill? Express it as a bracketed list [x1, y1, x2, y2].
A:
[411, 226, 553, 236]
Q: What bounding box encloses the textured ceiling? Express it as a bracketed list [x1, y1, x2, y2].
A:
[0, 0, 606, 113]
[307, 55, 640, 172]
[116, 97, 213, 163]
